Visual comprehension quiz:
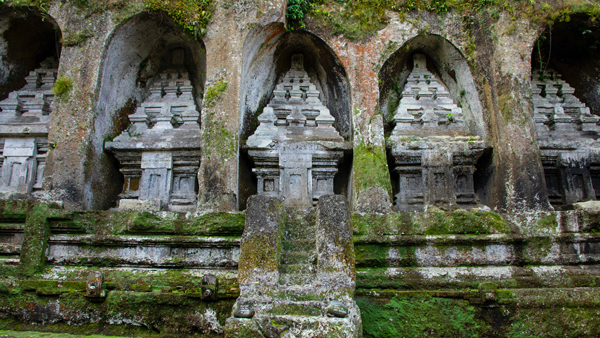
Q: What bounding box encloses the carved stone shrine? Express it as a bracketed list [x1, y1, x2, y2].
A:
[388, 54, 487, 211]
[245, 54, 349, 208]
[105, 49, 201, 212]
[0, 57, 58, 197]
[532, 69, 600, 208]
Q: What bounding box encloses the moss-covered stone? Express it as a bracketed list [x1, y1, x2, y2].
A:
[352, 209, 510, 238]
[353, 143, 393, 201]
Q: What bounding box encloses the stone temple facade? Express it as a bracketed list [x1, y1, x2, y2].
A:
[1, 1, 600, 337]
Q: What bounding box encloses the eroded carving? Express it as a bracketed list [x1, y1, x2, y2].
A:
[0, 57, 57, 196]
[388, 54, 487, 211]
[532, 69, 600, 208]
[246, 54, 348, 207]
[105, 49, 201, 212]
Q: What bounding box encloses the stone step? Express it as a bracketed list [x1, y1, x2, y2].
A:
[227, 313, 361, 337]
[279, 263, 316, 274]
[282, 225, 317, 241]
[282, 239, 316, 252]
[280, 251, 316, 265]
[278, 273, 316, 286]
[261, 300, 325, 317]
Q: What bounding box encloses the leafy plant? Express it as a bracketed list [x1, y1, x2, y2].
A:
[446, 113, 455, 123]
[287, 0, 313, 31]
[52, 76, 73, 97]
[144, 0, 213, 37]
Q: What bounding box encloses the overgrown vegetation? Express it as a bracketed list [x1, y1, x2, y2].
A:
[144, 0, 213, 36]
[301, 0, 600, 40]
[287, 0, 313, 31]
[203, 80, 228, 108]
[0, 0, 214, 37]
[52, 76, 73, 97]
[61, 28, 94, 47]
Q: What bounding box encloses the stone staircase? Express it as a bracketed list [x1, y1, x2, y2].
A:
[225, 196, 362, 337]
[278, 207, 317, 287]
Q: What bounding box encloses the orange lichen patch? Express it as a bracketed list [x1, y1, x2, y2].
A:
[265, 25, 286, 45]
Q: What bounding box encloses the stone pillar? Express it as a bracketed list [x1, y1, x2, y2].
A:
[237, 195, 284, 293]
[316, 195, 356, 298]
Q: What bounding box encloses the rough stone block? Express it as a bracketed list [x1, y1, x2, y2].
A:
[118, 199, 164, 212]
[316, 195, 356, 293]
[238, 195, 284, 289]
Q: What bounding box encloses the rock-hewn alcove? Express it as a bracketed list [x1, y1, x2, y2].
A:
[0, 9, 61, 100]
[89, 12, 206, 210]
[0, 9, 61, 198]
[380, 34, 491, 210]
[532, 14, 600, 209]
[238, 24, 352, 210]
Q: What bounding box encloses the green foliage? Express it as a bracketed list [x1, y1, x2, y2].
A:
[144, 0, 213, 36]
[286, 0, 313, 31]
[52, 76, 73, 97]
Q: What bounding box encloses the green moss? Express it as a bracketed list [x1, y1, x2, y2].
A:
[202, 110, 237, 160]
[18, 204, 58, 277]
[203, 80, 228, 108]
[238, 234, 280, 283]
[126, 210, 245, 235]
[352, 209, 509, 238]
[356, 293, 489, 337]
[52, 77, 73, 98]
[61, 28, 94, 47]
[424, 210, 510, 235]
[537, 213, 558, 229]
[353, 142, 393, 200]
[306, 0, 598, 41]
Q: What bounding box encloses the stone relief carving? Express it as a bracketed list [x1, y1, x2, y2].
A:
[246, 54, 349, 208]
[532, 69, 600, 208]
[0, 57, 57, 196]
[105, 49, 201, 212]
[388, 54, 487, 211]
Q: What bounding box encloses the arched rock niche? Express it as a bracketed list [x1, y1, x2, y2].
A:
[238, 24, 352, 210]
[379, 34, 485, 138]
[531, 15, 600, 209]
[380, 34, 491, 210]
[89, 12, 206, 210]
[0, 9, 62, 100]
[533, 14, 600, 118]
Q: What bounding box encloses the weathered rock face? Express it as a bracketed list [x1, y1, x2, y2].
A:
[532, 69, 600, 209]
[246, 54, 350, 208]
[388, 54, 488, 211]
[105, 49, 201, 212]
